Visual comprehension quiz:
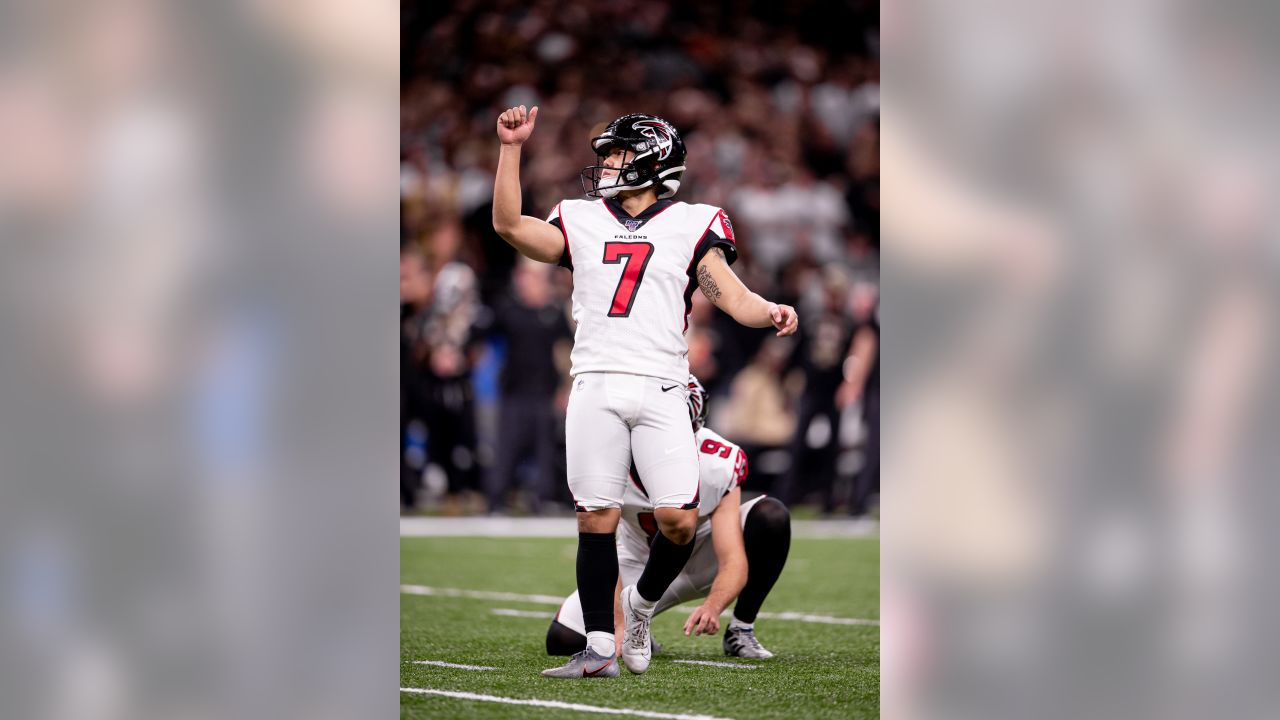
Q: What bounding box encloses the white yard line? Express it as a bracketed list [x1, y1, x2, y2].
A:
[408, 660, 497, 671]
[402, 585, 879, 626]
[671, 660, 758, 669]
[491, 608, 555, 619]
[400, 687, 735, 720]
[400, 516, 877, 539]
[754, 611, 879, 626]
[401, 584, 565, 605]
[400, 516, 577, 537]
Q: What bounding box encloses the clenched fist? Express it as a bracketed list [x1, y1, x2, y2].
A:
[496, 104, 538, 146]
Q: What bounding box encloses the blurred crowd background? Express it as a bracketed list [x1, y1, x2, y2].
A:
[400, 0, 880, 517]
[1, 0, 1277, 716]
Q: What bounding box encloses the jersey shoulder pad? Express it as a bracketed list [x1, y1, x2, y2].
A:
[730, 445, 748, 490]
[687, 204, 736, 261]
[695, 427, 744, 497]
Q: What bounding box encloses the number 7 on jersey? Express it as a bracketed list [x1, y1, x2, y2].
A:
[602, 241, 654, 317]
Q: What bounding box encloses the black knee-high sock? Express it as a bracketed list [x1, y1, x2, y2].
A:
[735, 497, 791, 622]
[577, 532, 618, 634]
[546, 619, 588, 656]
[636, 529, 695, 603]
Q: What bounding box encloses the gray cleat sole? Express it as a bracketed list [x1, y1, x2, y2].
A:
[541, 648, 620, 678]
[723, 627, 776, 659]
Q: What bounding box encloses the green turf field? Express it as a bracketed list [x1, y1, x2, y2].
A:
[401, 534, 879, 719]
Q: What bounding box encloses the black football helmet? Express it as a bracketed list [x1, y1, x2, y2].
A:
[686, 374, 709, 432]
[580, 113, 687, 199]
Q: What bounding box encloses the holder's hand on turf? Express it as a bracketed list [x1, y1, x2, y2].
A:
[496, 104, 538, 146]
[684, 604, 722, 636]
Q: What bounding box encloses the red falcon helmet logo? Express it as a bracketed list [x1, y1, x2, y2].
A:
[633, 120, 675, 161]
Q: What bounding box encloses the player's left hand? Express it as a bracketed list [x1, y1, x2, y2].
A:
[769, 303, 799, 337]
[684, 604, 722, 636]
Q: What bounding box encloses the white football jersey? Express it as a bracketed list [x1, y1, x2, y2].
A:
[620, 427, 749, 541]
[547, 197, 737, 384]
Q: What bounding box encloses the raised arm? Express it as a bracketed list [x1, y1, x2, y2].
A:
[492, 104, 567, 264]
[696, 248, 799, 336]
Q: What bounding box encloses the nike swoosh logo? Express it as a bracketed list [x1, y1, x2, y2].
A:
[583, 660, 614, 676]
[664, 446, 682, 454]
[661, 385, 679, 392]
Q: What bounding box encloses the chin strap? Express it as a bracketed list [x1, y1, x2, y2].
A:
[598, 179, 655, 198]
[592, 164, 685, 199]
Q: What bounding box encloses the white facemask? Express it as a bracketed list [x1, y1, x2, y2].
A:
[596, 171, 622, 198]
[594, 154, 657, 198]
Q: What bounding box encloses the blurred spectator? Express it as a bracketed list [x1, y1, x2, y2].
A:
[722, 337, 798, 492]
[475, 259, 573, 515]
[416, 221, 484, 513]
[686, 294, 722, 390]
[774, 268, 856, 513]
[724, 337, 798, 448]
[400, 247, 432, 508]
[839, 283, 880, 516]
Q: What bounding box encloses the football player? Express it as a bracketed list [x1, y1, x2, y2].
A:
[493, 106, 798, 678]
[544, 376, 792, 660]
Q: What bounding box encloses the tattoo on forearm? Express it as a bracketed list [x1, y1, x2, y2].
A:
[698, 263, 722, 303]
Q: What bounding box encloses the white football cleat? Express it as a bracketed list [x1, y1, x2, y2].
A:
[620, 584, 653, 674]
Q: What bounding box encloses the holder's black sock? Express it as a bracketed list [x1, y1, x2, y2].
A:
[577, 532, 619, 635]
[636, 528, 695, 603]
[734, 497, 791, 623]
[546, 619, 588, 656]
